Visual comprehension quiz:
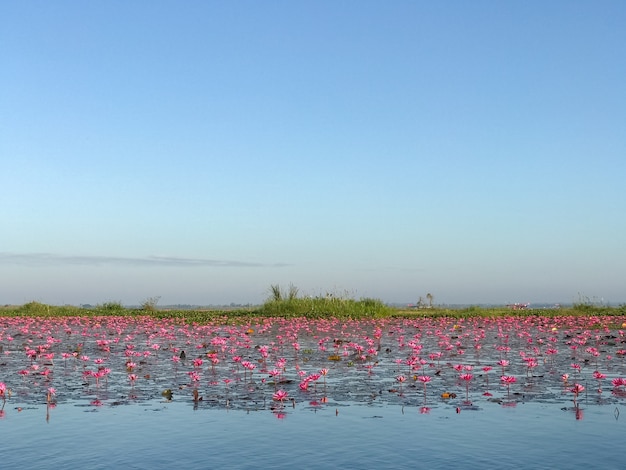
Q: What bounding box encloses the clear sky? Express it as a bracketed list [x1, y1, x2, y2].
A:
[1, 1, 625, 307]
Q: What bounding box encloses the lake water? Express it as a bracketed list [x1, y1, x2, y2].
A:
[2, 398, 623, 469]
[1, 314, 625, 468]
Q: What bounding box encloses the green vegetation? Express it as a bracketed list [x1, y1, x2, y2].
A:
[259, 290, 393, 319]
[141, 296, 161, 312]
[1, 287, 625, 323]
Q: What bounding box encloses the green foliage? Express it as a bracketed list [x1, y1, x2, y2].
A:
[571, 294, 613, 315]
[269, 284, 282, 301]
[97, 301, 125, 313]
[1, 288, 625, 323]
[141, 296, 161, 312]
[259, 286, 393, 319]
[6, 302, 84, 318]
[19, 301, 51, 315]
[267, 283, 299, 302]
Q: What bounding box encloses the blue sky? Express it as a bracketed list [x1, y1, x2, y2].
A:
[2, 1, 625, 306]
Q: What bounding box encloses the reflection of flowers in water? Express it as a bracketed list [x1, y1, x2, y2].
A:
[575, 407, 584, 420]
[273, 411, 286, 419]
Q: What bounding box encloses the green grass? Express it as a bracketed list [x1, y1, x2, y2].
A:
[258, 296, 393, 319]
[1, 296, 624, 323]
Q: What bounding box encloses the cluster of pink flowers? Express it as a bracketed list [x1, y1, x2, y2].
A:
[1, 312, 626, 419]
[299, 371, 322, 390]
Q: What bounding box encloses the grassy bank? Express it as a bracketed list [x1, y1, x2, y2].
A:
[1, 299, 625, 323]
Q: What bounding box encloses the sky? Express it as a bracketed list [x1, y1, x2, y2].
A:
[1, 1, 625, 307]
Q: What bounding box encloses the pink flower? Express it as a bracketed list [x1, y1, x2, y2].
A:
[273, 390, 289, 402]
[571, 383, 585, 395]
[500, 376, 517, 385]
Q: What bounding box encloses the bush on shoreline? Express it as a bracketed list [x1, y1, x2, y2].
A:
[1, 300, 625, 323]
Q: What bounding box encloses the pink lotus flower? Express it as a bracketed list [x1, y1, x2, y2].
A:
[500, 375, 517, 385]
[273, 390, 289, 402]
[612, 377, 626, 388]
[571, 383, 585, 401]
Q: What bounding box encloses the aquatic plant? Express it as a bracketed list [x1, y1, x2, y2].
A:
[417, 375, 431, 403]
[1, 312, 626, 421]
[571, 383, 585, 406]
[500, 375, 517, 399]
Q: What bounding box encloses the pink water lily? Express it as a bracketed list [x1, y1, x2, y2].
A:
[273, 390, 289, 402]
[0, 312, 626, 417]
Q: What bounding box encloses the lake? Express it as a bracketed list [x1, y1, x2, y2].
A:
[1, 314, 625, 468]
